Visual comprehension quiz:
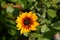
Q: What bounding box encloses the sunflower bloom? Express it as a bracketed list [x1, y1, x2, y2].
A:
[16, 12, 39, 34]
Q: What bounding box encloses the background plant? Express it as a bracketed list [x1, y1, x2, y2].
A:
[0, 0, 60, 40]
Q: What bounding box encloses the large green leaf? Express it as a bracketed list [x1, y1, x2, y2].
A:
[47, 9, 56, 18]
[51, 21, 60, 30]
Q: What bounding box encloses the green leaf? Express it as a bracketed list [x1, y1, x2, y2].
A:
[51, 21, 60, 30]
[8, 29, 17, 36]
[47, 9, 56, 18]
[43, 31, 55, 39]
[6, 6, 14, 14]
[23, 33, 29, 37]
[5, 19, 15, 25]
[38, 38, 49, 40]
[41, 8, 46, 18]
[1, 1, 6, 7]
[29, 33, 42, 40]
[8, 25, 17, 30]
[30, 33, 42, 38]
[45, 19, 51, 24]
[28, 0, 36, 4]
[43, 0, 51, 8]
[41, 24, 50, 33]
[52, 0, 60, 3]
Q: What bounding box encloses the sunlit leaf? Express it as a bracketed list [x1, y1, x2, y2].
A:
[47, 9, 56, 18]
[23, 33, 29, 37]
[41, 24, 50, 33]
[6, 6, 14, 14]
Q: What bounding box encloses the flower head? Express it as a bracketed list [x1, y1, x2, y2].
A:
[16, 12, 39, 34]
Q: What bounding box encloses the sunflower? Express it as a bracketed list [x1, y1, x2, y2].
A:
[16, 12, 39, 34]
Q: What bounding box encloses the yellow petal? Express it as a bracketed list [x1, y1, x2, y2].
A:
[31, 13, 38, 21]
[19, 12, 27, 18]
[30, 26, 36, 30]
[16, 23, 22, 30]
[27, 12, 32, 17]
[20, 27, 30, 34]
[24, 28, 30, 33]
[33, 22, 39, 27]
[20, 28, 24, 34]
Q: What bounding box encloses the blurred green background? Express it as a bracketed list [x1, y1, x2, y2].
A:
[0, 0, 60, 40]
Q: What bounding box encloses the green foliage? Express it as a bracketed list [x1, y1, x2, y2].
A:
[47, 9, 56, 18]
[41, 24, 50, 33]
[51, 21, 60, 30]
[0, 0, 60, 40]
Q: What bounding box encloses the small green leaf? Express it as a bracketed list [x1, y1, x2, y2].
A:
[41, 24, 50, 33]
[47, 9, 56, 18]
[51, 21, 60, 30]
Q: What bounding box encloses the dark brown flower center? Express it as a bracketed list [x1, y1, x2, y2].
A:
[23, 18, 31, 25]
[24, 19, 30, 25]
